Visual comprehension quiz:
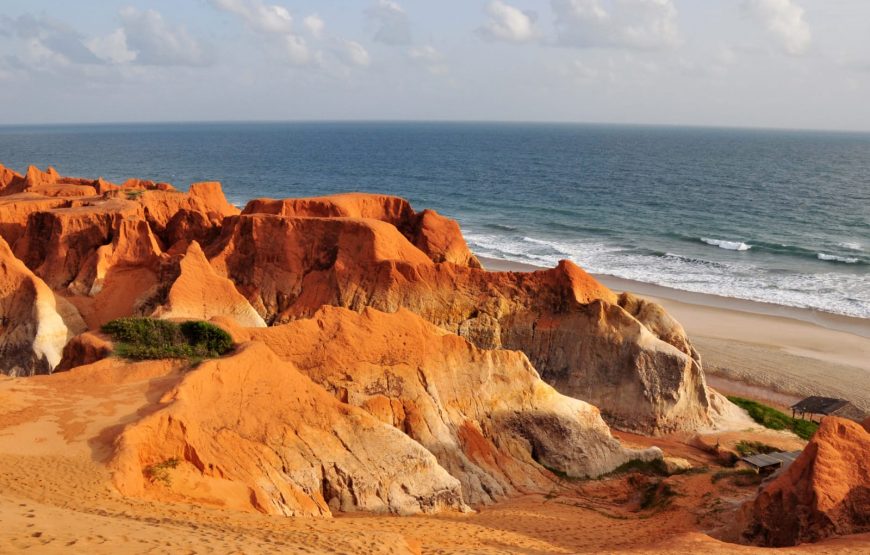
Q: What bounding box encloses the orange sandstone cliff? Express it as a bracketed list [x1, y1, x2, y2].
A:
[209, 205, 710, 433]
[742, 417, 870, 546]
[0, 164, 713, 434]
[216, 307, 661, 505]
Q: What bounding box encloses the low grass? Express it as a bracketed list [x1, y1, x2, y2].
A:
[102, 318, 234, 361]
[604, 458, 669, 477]
[639, 481, 677, 511]
[144, 458, 180, 486]
[727, 396, 819, 440]
[711, 468, 763, 487]
[734, 440, 778, 457]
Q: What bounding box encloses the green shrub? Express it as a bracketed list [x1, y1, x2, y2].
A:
[727, 396, 819, 440]
[102, 318, 234, 361]
[180, 320, 234, 355]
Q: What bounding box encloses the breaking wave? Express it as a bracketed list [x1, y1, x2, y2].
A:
[818, 253, 860, 264]
[700, 237, 752, 251]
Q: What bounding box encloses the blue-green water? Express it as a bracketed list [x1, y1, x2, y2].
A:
[1, 122, 867, 318]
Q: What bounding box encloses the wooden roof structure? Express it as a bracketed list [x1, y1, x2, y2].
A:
[741, 451, 802, 472]
[790, 396, 867, 422]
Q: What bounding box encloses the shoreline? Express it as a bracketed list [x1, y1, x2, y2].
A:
[478, 255, 870, 412]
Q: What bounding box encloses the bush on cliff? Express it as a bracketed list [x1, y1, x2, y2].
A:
[727, 396, 818, 440]
[101, 318, 234, 361]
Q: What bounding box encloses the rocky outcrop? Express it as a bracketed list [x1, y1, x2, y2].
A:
[55, 331, 113, 372]
[69, 217, 164, 296]
[152, 241, 265, 327]
[742, 417, 870, 546]
[110, 342, 466, 517]
[220, 306, 661, 504]
[0, 236, 86, 376]
[128, 181, 239, 247]
[209, 212, 710, 433]
[243, 194, 481, 268]
[0, 163, 24, 195]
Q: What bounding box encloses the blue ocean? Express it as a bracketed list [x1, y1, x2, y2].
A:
[1, 122, 867, 318]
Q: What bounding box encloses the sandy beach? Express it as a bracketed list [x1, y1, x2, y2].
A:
[480, 256, 870, 413]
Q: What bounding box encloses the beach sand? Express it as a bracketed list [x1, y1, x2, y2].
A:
[479, 256, 870, 413]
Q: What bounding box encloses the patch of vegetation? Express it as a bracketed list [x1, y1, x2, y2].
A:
[711, 468, 762, 487]
[727, 396, 819, 440]
[604, 458, 669, 477]
[734, 440, 778, 457]
[144, 458, 180, 486]
[102, 318, 234, 361]
[639, 481, 677, 511]
[125, 189, 145, 200]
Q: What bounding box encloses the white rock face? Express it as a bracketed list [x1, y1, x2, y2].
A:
[1, 236, 86, 376]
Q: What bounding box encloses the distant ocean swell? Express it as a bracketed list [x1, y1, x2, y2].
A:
[465, 230, 870, 319]
[674, 235, 867, 266]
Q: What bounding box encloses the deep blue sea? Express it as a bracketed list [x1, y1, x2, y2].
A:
[1, 122, 868, 318]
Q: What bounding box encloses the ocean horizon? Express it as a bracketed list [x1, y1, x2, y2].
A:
[1, 121, 867, 319]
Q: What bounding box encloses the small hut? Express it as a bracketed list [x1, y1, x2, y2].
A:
[740, 451, 802, 474]
[790, 396, 866, 423]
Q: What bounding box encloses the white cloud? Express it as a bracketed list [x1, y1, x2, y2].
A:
[86, 28, 136, 64]
[478, 1, 538, 43]
[304, 14, 325, 39]
[551, 0, 680, 50]
[3, 13, 104, 66]
[338, 40, 371, 67]
[366, 0, 412, 45]
[409, 45, 449, 75]
[210, 0, 294, 34]
[284, 34, 312, 65]
[119, 7, 211, 66]
[744, 0, 811, 55]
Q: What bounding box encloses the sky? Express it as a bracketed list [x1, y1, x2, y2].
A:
[1, 0, 869, 131]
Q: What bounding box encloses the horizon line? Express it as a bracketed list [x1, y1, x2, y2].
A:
[1, 117, 869, 136]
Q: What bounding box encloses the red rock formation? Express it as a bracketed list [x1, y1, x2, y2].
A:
[243, 194, 481, 268]
[0, 163, 24, 195]
[209, 212, 709, 433]
[13, 198, 142, 288]
[0, 236, 86, 375]
[0, 161, 711, 434]
[219, 306, 661, 505]
[110, 342, 466, 517]
[0, 194, 72, 246]
[743, 417, 870, 546]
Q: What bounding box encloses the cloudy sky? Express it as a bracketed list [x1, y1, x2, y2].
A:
[1, 0, 868, 131]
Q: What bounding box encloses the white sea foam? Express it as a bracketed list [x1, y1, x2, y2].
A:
[464, 229, 870, 319]
[700, 237, 752, 251]
[818, 253, 859, 264]
[838, 242, 863, 251]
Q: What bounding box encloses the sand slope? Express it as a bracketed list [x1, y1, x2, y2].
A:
[2, 366, 868, 554]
